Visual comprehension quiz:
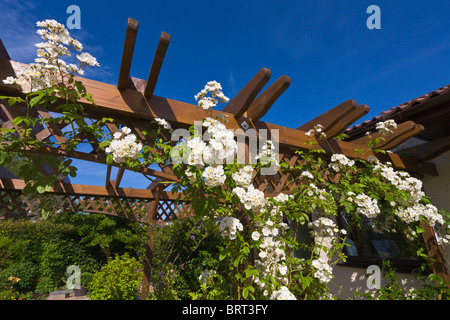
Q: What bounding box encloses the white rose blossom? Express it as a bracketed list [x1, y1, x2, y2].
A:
[219, 216, 244, 240]
[3, 19, 99, 93]
[375, 119, 397, 136]
[194, 80, 229, 110]
[202, 165, 226, 188]
[105, 126, 143, 164]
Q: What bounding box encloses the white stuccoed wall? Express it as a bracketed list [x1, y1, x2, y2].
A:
[421, 148, 450, 272]
[330, 264, 424, 299]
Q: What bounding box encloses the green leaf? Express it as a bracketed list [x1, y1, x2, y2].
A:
[242, 287, 248, 299]
[106, 153, 113, 165]
[8, 97, 17, 106]
[12, 116, 24, 126]
[29, 94, 44, 107]
[0, 150, 11, 166]
[416, 225, 424, 234]
[219, 250, 229, 261]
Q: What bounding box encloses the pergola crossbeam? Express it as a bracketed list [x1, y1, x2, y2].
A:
[246, 75, 291, 122]
[117, 18, 139, 90]
[222, 67, 271, 118]
[144, 31, 171, 99]
[0, 178, 183, 200]
[350, 121, 425, 151]
[398, 136, 450, 161]
[297, 99, 370, 139]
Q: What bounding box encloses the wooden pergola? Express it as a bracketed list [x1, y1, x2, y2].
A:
[0, 18, 448, 298]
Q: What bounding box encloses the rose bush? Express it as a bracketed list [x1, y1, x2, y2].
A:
[1, 19, 449, 300]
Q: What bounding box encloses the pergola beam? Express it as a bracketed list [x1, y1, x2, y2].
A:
[117, 18, 139, 90]
[0, 39, 11, 60]
[0, 178, 183, 200]
[398, 136, 450, 161]
[350, 121, 425, 151]
[221, 67, 271, 118]
[111, 167, 125, 188]
[297, 99, 370, 139]
[143, 31, 171, 99]
[0, 57, 438, 176]
[246, 75, 291, 122]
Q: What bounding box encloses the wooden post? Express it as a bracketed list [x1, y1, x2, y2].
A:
[141, 185, 163, 300]
[421, 222, 450, 286]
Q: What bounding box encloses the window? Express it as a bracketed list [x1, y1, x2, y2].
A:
[337, 212, 427, 273]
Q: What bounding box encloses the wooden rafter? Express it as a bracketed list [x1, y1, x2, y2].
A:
[246, 75, 291, 122]
[398, 136, 450, 161]
[0, 39, 11, 60]
[0, 178, 183, 200]
[350, 121, 425, 151]
[144, 31, 171, 99]
[297, 100, 369, 139]
[222, 67, 271, 118]
[111, 167, 125, 188]
[117, 18, 139, 90]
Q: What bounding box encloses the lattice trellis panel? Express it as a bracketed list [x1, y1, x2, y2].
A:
[0, 188, 193, 224]
[157, 199, 195, 221]
[0, 190, 29, 219]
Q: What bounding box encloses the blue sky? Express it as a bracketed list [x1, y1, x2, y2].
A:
[1, 0, 449, 188]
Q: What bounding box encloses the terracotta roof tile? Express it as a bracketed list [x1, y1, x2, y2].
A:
[346, 85, 450, 137]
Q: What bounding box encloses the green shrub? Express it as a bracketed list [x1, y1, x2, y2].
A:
[34, 276, 56, 295]
[0, 212, 145, 297]
[52, 212, 146, 260]
[150, 217, 227, 299]
[0, 287, 20, 300]
[88, 253, 143, 300]
[0, 261, 39, 293]
[0, 235, 28, 268]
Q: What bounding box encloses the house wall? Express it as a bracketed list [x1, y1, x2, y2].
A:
[330, 265, 423, 299]
[421, 148, 450, 272]
[330, 138, 450, 299]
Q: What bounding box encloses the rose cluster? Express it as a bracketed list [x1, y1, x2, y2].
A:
[3, 19, 99, 93]
[231, 165, 254, 187]
[202, 165, 226, 188]
[186, 118, 237, 168]
[105, 126, 143, 164]
[305, 124, 326, 140]
[154, 118, 172, 131]
[328, 153, 355, 172]
[347, 192, 381, 219]
[375, 119, 397, 136]
[232, 185, 266, 213]
[308, 217, 345, 284]
[218, 216, 244, 240]
[194, 80, 230, 110]
[270, 286, 296, 300]
[373, 162, 445, 227]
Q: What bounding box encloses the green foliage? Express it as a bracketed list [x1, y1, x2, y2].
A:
[149, 217, 229, 300]
[34, 276, 56, 295]
[0, 261, 39, 293]
[88, 253, 143, 300]
[0, 213, 144, 299]
[52, 211, 146, 260]
[356, 260, 450, 300]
